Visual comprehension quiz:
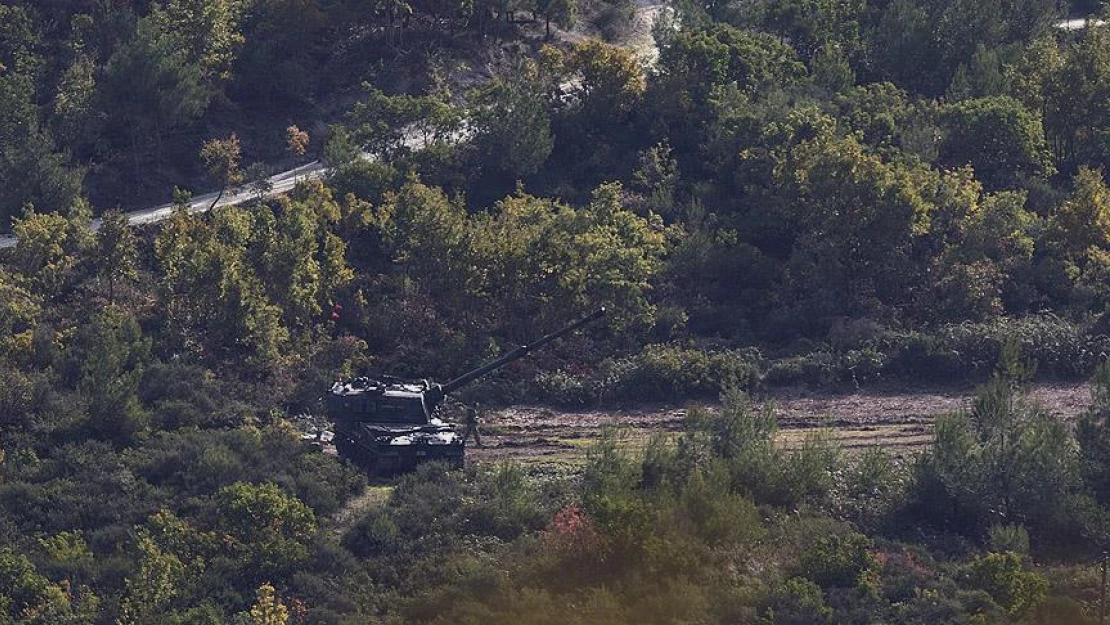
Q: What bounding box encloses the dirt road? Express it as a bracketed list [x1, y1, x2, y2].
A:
[464, 382, 1095, 465]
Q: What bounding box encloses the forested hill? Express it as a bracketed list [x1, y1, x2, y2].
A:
[10, 0, 1110, 623]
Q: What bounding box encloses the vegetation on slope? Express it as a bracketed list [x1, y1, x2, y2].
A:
[6, 0, 1110, 622]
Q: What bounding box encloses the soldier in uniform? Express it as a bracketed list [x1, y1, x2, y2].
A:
[463, 405, 483, 447]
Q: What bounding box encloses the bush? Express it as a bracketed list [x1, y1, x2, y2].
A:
[763, 348, 887, 387]
[465, 463, 547, 540]
[680, 390, 840, 508]
[344, 508, 400, 557]
[988, 524, 1030, 556]
[960, 551, 1048, 617]
[763, 351, 839, 387]
[593, 0, 637, 41]
[534, 370, 599, 407]
[797, 533, 877, 590]
[388, 461, 472, 539]
[765, 577, 833, 624]
[878, 316, 1110, 382]
[832, 448, 906, 531]
[601, 344, 761, 401]
[777, 431, 841, 507]
[528, 316, 1109, 408]
[904, 373, 1088, 545]
[681, 394, 778, 502]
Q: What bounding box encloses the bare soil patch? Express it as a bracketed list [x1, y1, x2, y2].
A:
[465, 382, 1095, 465]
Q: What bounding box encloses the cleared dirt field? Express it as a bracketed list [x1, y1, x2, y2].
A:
[464, 382, 1096, 466]
[323, 382, 1097, 533]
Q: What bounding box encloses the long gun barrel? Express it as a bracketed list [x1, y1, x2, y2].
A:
[430, 308, 606, 401]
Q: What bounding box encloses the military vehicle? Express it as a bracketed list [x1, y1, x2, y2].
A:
[327, 308, 606, 473]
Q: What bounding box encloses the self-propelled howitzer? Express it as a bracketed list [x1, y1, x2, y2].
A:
[327, 308, 605, 473]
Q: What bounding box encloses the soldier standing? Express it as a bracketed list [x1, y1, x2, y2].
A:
[463, 405, 483, 447]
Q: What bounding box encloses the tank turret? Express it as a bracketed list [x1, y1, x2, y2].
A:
[327, 308, 605, 473]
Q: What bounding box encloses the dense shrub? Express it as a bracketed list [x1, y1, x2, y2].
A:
[344, 508, 400, 558]
[466, 463, 548, 540]
[570, 315, 1110, 399]
[680, 389, 841, 508]
[797, 533, 878, 590]
[600, 344, 762, 401]
[533, 369, 600, 407]
[960, 551, 1049, 617]
[758, 316, 1110, 388]
[764, 577, 833, 624]
[903, 367, 1097, 547]
[879, 316, 1110, 382]
[830, 448, 906, 532]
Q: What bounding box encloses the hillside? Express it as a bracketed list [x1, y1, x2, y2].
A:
[7, 0, 1110, 623]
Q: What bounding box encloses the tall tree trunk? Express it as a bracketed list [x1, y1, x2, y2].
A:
[207, 186, 225, 212]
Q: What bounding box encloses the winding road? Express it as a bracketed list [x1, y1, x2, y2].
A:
[0, 0, 674, 252]
[36, 7, 1102, 255]
[0, 160, 328, 249]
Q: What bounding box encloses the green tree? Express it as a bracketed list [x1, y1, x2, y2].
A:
[797, 533, 877, 589]
[67, 308, 151, 444]
[255, 196, 323, 328]
[947, 44, 1009, 101]
[770, 111, 933, 324]
[371, 0, 414, 45]
[928, 190, 1038, 320]
[0, 70, 83, 226]
[1006, 35, 1064, 116]
[934, 0, 1007, 83]
[757, 0, 865, 62]
[118, 532, 187, 625]
[833, 82, 918, 150]
[1078, 364, 1110, 508]
[1050, 167, 1110, 260]
[810, 43, 855, 93]
[467, 182, 666, 330]
[375, 177, 469, 297]
[939, 96, 1054, 191]
[0, 267, 40, 360]
[0, 4, 43, 77]
[631, 140, 679, 218]
[348, 86, 426, 157]
[247, 583, 288, 625]
[101, 15, 209, 175]
[230, 0, 331, 106]
[868, 0, 1053, 96]
[651, 24, 805, 156]
[94, 210, 139, 305]
[0, 549, 96, 625]
[214, 482, 316, 574]
[537, 0, 576, 37]
[565, 40, 646, 122]
[286, 125, 309, 158]
[51, 54, 98, 148]
[152, 0, 250, 82]
[200, 134, 245, 210]
[1042, 25, 1110, 171]
[654, 23, 805, 105]
[38, 531, 95, 588]
[911, 348, 1086, 539]
[347, 83, 462, 160]
[470, 69, 553, 177]
[1046, 167, 1110, 304]
[154, 206, 289, 368]
[11, 202, 91, 299]
[961, 551, 1049, 617]
[869, 0, 938, 93]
